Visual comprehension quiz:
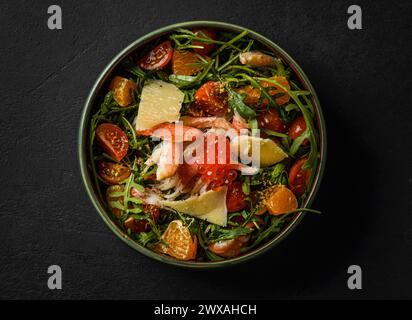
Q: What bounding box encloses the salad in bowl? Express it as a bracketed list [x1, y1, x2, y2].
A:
[79, 22, 326, 267]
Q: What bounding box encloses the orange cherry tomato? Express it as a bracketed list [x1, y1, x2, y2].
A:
[172, 50, 202, 75]
[264, 185, 298, 215]
[289, 157, 311, 196]
[108, 76, 137, 107]
[95, 123, 129, 162]
[138, 40, 173, 70]
[154, 220, 197, 260]
[236, 76, 290, 107]
[191, 28, 217, 55]
[194, 81, 228, 116]
[208, 235, 250, 258]
[260, 76, 290, 106]
[98, 161, 131, 185]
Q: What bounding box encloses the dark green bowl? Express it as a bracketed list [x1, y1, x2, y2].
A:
[78, 21, 327, 268]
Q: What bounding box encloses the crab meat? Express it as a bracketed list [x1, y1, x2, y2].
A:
[137, 122, 202, 142]
[239, 51, 276, 67]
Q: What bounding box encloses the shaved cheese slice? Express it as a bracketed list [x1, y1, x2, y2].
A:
[134, 80, 184, 130]
[162, 187, 227, 226]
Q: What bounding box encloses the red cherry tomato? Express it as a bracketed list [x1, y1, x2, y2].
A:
[138, 40, 173, 70]
[258, 109, 286, 133]
[195, 81, 228, 116]
[192, 28, 217, 55]
[289, 157, 311, 196]
[226, 181, 247, 212]
[96, 123, 129, 162]
[288, 116, 309, 146]
[197, 134, 232, 189]
[98, 161, 131, 185]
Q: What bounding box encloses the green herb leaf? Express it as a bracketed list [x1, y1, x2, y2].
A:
[227, 88, 256, 119]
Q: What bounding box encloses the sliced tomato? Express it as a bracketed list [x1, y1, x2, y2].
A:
[226, 181, 247, 212]
[138, 40, 173, 70]
[192, 28, 217, 55]
[172, 50, 202, 75]
[98, 161, 131, 185]
[258, 109, 286, 133]
[95, 123, 129, 162]
[289, 157, 311, 196]
[194, 81, 228, 116]
[288, 116, 309, 146]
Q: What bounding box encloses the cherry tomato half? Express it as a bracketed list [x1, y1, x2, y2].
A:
[192, 28, 217, 55]
[288, 116, 309, 146]
[194, 81, 228, 116]
[288, 157, 311, 196]
[258, 109, 286, 133]
[197, 134, 232, 189]
[138, 40, 173, 71]
[226, 181, 247, 213]
[98, 161, 131, 185]
[95, 123, 129, 162]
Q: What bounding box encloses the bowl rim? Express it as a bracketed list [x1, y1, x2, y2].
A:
[78, 20, 327, 269]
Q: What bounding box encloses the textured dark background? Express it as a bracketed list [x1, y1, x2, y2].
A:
[0, 0, 411, 299]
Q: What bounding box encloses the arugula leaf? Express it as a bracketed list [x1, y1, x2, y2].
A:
[227, 88, 256, 119]
[168, 60, 214, 88]
[209, 226, 252, 242]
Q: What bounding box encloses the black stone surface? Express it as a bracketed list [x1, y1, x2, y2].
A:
[0, 0, 411, 299]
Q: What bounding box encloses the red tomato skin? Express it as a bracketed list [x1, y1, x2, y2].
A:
[197, 135, 232, 189]
[258, 109, 287, 133]
[288, 157, 311, 196]
[138, 40, 173, 70]
[194, 81, 228, 116]
[95, 123, 129, 162]
[226, 181, 247, 213]
[288, 116, 309, 145]
[192, 28, 217, 55]
[98, 161, 131, 185]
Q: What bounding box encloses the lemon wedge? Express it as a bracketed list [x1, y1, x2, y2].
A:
[231, 135, 288, 167]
